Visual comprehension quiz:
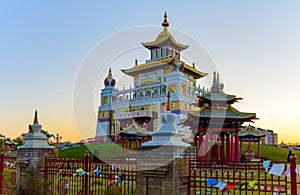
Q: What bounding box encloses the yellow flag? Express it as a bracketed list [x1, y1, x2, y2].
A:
[248, 180, 257, 188]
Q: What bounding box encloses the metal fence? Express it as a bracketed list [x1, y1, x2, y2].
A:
[44, 152, 136, 195]
[188, 155, 297, 195]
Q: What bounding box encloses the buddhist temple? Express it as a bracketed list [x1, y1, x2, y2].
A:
[239, 125, 266, 161]
[96, 13, 207, 141]
[181, 72, 258, 162]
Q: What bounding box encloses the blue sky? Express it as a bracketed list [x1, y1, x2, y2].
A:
[1, 1, 300, 142]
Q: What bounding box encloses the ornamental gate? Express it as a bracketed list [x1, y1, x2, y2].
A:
[44, 153, 136, 195]
[188, 159, 294, 195]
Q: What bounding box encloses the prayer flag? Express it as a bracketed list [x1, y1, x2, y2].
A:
[248, 179, 257, 188]
[216, 181, 227, 190]
[225, 183, 237, 190]
[269, 164, 285, 176]
[206, 178, 218, 187]
[263, 160, 271, 172]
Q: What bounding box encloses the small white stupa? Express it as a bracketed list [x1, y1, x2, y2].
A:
[17, 110, 54, 192]
[18, 110, 54, 149]
[142, 92, 190, 147]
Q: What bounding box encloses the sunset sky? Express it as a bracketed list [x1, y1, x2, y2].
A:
[1, 1, 300, 143]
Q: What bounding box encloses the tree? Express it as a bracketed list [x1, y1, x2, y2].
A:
[12, 136, 24, 147]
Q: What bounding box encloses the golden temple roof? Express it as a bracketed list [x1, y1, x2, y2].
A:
[119, 122, 148, 136]
[239, 125, 266, 137]
[121, 57, 207, 79]
[121, 57, 173, 76]
[141, 12, 189, 51]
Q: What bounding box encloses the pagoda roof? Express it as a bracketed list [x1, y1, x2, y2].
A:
[121, 57, 173, 76]
[141, 29, 189, 51]
[119, 122, 148, 137]
[190, 106, 257, 121]
[141, 12, 188, 51]
[238, 125, 266, 137]
[201, 90, 240, 103]
[181, 62, 208, 79]
[121, 58, 207, 79]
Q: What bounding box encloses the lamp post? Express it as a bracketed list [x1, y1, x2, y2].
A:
[54, 134, 62, 158]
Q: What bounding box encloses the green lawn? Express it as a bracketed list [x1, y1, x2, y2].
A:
[240, 143, 300, 161]
[59, 143, 123, 158]
[59, 142, 300, 162]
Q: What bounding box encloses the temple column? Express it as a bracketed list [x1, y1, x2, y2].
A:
[240, 140, 243, 160]
[220, 133, 225, 163]
[258, 141, 261, 159]
[231, 133, 235, 162]
[235, 133, 239, 162]
[194, 134, 198, 150]
[226, 134, 231, 162]
[205, 134, 209, 161]
[198, 133, 204, 161]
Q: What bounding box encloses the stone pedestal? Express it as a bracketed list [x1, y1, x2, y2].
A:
[136, 94, 191, 194]
[136, 146, 191, 195]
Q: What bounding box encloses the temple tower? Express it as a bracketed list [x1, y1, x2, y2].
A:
[95, 68, 116, 140]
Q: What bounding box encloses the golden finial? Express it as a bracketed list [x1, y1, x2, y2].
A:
[108, 68, 113, 78]
[33, 110, 39, 124]
[166, 91, 171, 111]
[162, 11, 169, 30]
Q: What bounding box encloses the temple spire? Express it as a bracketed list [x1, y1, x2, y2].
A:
[211, 71, 219, 92]
[33, 110, 39, 124]
[104, 68, 116, 87]
[162, 11, 169, 30]
[108, 68, 113, 78]
[166, 91, 171, 111]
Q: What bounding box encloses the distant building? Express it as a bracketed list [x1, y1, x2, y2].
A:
[256, 128, 278, 146]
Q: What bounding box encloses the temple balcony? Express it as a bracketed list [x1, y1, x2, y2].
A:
[114, 110, 155, 120]
[112, 83, 167, 104]
[111, 83, 207, 105]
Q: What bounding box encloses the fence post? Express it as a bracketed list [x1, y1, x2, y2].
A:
[83, 151, 90, 195]
[290, 153, 297, 195]
[0, 154, 4, 194]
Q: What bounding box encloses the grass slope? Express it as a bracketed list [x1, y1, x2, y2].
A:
[59, 143, 300, 162]
[241, 143, 300, 161]
[59, 143, 123, 159]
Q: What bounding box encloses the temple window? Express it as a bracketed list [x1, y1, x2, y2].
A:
[112, 96, 117, 102]
[157, 48, 161, 58]
[152, 49, 157, 59]
[158, 77, 161, 83]
[142, 78, 154, 86]
[181, 84, 186, 95]
[168, 83, 177, 93]
[162, 46, 167, 57]
[153, 88, 158, 97]
[160, 86, 166, 96]
[171, 103, 176, 109]
[145, 89, 151, 98]
[102, 96, 108, 104]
